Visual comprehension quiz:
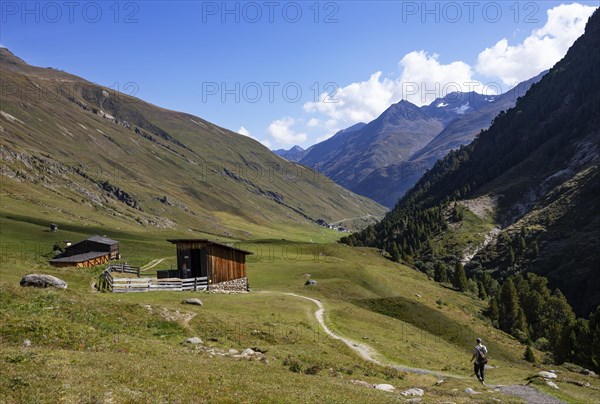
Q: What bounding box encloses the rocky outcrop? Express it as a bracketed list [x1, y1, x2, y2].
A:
[100, 181, 141, 210]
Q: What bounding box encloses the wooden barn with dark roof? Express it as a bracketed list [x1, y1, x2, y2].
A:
[49, 235, 120, 268]
[166, 239, 252, 289]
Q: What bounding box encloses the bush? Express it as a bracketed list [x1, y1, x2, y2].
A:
[524, 345, 536, 363]
[562, 362, 584, 373]
[304, 363, 323, 375]
[514, 329, 529, 343]
[381, 366, 405, 380]
[283, 356, 302, 373]
[533, 337, 549, 351]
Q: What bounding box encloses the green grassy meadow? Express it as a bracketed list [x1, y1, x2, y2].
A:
[1, 204, 599, 403]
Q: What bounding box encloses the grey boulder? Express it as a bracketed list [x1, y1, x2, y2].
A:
[182, 298, 203, 306]
[20, 274, 67, 289]
[400, 388, 424, 397]
[536, 371, 557, 379]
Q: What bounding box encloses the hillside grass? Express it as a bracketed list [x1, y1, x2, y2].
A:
[1, 214, 599, 403]
[0, 54, 387, 242]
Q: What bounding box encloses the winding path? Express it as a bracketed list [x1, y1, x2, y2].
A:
[141, 257, 168, 271]
[281, 292, 455, 378]
[271, 291, 566, 403]
[496, 385, 566, 404]
[328, 214, 376, 226]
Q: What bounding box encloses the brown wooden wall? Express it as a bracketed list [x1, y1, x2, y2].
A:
[50, 254, 110, 268]
[207, 245, 246, 284]
[78, 255, 110, 268]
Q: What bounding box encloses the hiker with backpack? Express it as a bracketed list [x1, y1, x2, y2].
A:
[470, 337, 488, 384]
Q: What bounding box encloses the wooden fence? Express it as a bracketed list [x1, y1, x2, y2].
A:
[108, 263, 141, 276]
[100, 264, 208, 293]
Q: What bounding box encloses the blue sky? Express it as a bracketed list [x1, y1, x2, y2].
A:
[1, 1, 598, 149]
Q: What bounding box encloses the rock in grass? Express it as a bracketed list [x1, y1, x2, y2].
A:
[241, 348, 255, 358]
[546, 381, 559, 389]
[375, 384, 395, 392]
[20, 274, 67, 289]
[535, 371, 557, 379]
[400, 388, 424, 397]
[350, 380, 374, 388]
[185, 337, 203, 345]
[581, 369, 597, 377]
[182, 298, 203, 306]
[464, 388, 480, 395]
[305, 279, 318, 286]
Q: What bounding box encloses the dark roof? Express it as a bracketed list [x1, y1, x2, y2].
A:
[86, 235, 119, 245]
[49, 251, 110, 263]
[167, 239, 253, 254]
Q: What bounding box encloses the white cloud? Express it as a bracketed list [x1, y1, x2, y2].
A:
[238, 126, 253, 138]
[476, 3, 596, 86]
[399, 51, 492, 105]
[284, 3, 595, 147]
[238, 126, 272, 149]
[266, 117, 307, 147]
[306, 118, 320, 127]
[303, 72, 401, 128]
[303, 52, 492, 131]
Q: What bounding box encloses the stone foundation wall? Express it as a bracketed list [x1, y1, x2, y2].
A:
[209, 277, 248, 292]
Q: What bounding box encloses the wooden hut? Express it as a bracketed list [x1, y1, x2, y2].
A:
[167, 239, 252, 289]
[49, 235, 120, 268]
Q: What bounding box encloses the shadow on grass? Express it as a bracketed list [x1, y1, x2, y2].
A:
[1, 213, 158, 241]
[353, 296, 515, 361]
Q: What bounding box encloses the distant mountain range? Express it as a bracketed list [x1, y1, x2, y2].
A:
[0, 48, 386, 238]
[345, 9, 600, 317]
[300, 74, 546, 207]
[273, 145, 309, 162]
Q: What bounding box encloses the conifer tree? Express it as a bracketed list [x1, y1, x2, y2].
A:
[453, 262, 468, 292]
[434, 261, 448, 283]
[519, 236, 527, 252]
[588, 306, 600, 371]
[499, 278, 520, 334]
[545, 289, 576, 353]
[486, 297, 500, 325]
[508, 246, 515, 265]
[515, 307, 529, 341]
[477, 281, 487, 300]
[531, 240, 539, 256]
[468, 278, 479, 295]
[391, 243, 401, 263]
